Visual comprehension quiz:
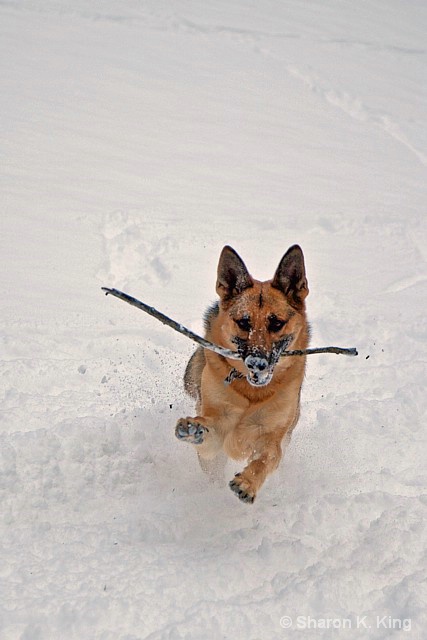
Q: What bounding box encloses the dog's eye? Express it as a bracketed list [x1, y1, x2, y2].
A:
[235, 317, 251, 332]
[268, 316, 286, 332]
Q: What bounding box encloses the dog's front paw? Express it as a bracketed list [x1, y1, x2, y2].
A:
[229, 473, 256, 504]
[175, 418, 207, 445]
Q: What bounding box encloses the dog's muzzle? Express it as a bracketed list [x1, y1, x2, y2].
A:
[232, 335, 294, 387]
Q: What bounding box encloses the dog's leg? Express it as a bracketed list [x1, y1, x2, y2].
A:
[228, 434, 284, 504]
[175, 416, 223, 458]
[175, 417, 208, 445]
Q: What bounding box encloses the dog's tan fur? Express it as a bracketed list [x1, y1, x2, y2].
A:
[176, 245, 309, 503]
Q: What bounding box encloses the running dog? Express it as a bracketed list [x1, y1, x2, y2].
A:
[176, 245, 309, 503]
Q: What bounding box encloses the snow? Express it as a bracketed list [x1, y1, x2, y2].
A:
[1, 1, 426, 638]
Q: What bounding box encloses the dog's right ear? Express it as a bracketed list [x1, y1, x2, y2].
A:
[216, 246, 253, 300]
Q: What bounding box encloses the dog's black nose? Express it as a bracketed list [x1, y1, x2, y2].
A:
[245, 355, 269, 372]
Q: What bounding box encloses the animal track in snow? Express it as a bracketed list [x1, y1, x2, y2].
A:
[384, 272, 427, 294]
[99, 210, 174, 290]
[287, 65, 427, 166]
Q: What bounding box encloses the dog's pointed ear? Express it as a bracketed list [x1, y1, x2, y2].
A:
[272, 245, 308, 305]
[216, 246, 253, 300]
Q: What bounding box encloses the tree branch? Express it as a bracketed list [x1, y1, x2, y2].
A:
[102, 287, 240, 360]
[102, 287, 358, 359]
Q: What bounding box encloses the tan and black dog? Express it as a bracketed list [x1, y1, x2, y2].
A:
[176, 245, 309, 503]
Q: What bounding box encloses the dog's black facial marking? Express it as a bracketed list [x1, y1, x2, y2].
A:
[269, 334, 294, 365]
[259, 291, 263, 308]
[232, 333, 293, 365]
[231, 335, 248, 358]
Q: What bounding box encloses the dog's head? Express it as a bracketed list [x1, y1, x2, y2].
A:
[214, 245, 309, 387]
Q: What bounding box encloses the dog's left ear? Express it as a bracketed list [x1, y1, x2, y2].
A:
[272, 245, 309, 305]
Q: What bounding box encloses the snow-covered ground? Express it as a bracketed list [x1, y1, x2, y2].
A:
[1, 1, 426, 638]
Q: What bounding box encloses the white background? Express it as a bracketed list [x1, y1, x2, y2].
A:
[1, 1, 426, 638]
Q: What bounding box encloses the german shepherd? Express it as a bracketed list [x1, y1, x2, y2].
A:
[175, 245, 309, 503]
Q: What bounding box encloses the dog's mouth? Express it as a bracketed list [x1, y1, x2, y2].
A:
[246, 368, 274, 387]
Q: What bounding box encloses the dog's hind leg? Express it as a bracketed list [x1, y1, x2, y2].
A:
[228, 434, 284, 504]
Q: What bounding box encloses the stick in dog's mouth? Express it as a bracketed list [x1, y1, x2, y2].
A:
[102, 287, 358, 362]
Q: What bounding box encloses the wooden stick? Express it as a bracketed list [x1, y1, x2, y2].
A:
[282, 346, 358, 357]
[102, 287, 358, 359]
[102, 287, 240, 360]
